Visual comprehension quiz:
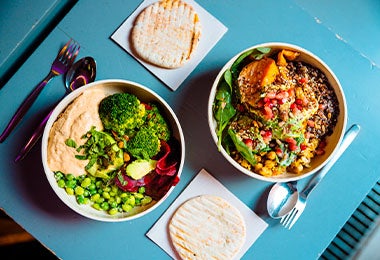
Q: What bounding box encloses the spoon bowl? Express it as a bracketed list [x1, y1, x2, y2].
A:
[266, 124, 360, 220]
[14, 56, 96, 162]
[267, 181, 298, 219]
[65, 56, 96, 91]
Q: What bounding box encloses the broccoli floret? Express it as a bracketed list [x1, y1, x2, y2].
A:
[126, 126, 160, 160]
[99, 93, 146, 135]
[144, 103, 171, 141]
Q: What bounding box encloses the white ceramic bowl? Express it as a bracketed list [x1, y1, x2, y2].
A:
[42, 79, 185, 221]
[208, 42, 347, 182]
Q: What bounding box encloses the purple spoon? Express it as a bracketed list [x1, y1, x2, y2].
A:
[14, 57, 96, 162]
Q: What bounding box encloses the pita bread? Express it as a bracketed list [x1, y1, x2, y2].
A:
[131, 0, 201, 69]
[169, 195, 246, 259]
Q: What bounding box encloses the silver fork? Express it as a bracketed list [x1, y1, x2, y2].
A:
[0, 39, 80, 143]
[280, 124, 361, 229]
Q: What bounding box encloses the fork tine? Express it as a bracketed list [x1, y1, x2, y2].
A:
[284, 209, 298, 229]
[56, 39, 72, 60]
[287, 210, 301, 229]
[65, 41, 80, 66]
[280, 207, 298, 229]
[280, 208, 294, 225]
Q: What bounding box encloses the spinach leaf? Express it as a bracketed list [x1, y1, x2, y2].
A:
[253, 47, 271, 60]
[229, 47, 271, 80]
[228, 128, 257, 166]
[224, 70, 233, 92]
[213, 81, 236, 150]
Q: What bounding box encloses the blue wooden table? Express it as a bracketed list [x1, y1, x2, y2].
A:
[1, 0, 379, 259]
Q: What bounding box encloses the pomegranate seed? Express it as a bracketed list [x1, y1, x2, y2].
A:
[267, 92, 276, 99]
[299, 78, 307, 84]
[244, 138, 254, 148]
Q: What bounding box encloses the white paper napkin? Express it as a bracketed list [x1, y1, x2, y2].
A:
[111, 0, 228, 91]
[146, 168, 268, 259]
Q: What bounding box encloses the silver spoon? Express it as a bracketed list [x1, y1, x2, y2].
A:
[14, 57, 96, 162]
[267, 124, 360, 219]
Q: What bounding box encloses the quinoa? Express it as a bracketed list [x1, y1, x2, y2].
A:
[214, 48, 340, 176]
[288, 61, 339, 139]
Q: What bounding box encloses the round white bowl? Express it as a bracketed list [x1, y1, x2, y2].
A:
[42, 79, 185, 221]
[208, 42, 347, 182]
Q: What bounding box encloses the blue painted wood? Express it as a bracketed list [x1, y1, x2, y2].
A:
[0, 0, 379, 259]
[321, 181, 380, 259]
[0, 0, 76, 87]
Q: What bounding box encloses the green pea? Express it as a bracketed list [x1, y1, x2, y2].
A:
[101, 202, 109, 211]
[141, 196, 152, 205]
[65, 187, 74, 195]
[134, 193, 144, 200]
[122, 203, 132, 212]
[83, 190, 90, 197]
[91, 193, 100, 202]
[138, 186, 145, 194]
[77, 195, 85, 204]
[110, 201, 118, 208]
[92, 203, 101, 210]
[96, 197, 105, 204]
[81, 177, 92, 188]
[102, 191, 111, 200]
[66, 174, 75, 181]
[65, 179, 77, 189]
[75, 186, 84, 196]
[55, 172, 64, 180]
[88, 183, 96, 191]
[115, 196, 121, 204]
[57, 179, 65, 188]
[109, 208, 118, 215]
[126, 196, 135, 206]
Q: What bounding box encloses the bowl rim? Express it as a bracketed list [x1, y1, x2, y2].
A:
[41, 79, 185, 221]
[208, 42, 347, 182]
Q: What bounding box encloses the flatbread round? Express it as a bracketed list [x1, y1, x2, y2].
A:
[169, 195, 246, 259]
[131, 0, 201, 69]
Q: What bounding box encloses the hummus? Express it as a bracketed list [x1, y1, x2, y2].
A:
[47, 88, 110, 176]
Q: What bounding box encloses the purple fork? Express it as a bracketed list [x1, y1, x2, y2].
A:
[0, 39, 80, 143]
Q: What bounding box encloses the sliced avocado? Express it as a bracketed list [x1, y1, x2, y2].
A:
[126, 159, 157, 180]
[86, 143, 124, 179]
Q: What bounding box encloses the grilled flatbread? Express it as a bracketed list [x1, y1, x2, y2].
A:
[169, 195, 246, 259]
[131, 0, 201, 69]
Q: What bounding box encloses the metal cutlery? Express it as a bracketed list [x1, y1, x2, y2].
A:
[0, 39, 80, 143]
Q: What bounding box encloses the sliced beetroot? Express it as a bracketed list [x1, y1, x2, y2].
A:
[144, 174, 180, 200]
[155, 141, 177, 176]
[114, 139, 181, 200]
[114, 172, 146, 192]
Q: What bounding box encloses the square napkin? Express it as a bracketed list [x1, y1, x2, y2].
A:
[146, 168, 268, 259]
[111, 0, 228, 91]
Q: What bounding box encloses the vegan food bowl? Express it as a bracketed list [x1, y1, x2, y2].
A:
[208, 43, 347, 182]
[42, 79, 185, 221]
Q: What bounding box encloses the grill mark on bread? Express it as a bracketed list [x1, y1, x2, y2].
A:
[131, 0, 201, 69]
[169, 195, 246, 259]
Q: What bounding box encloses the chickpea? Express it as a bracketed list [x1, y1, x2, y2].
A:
[254, 163, 263, 172]
[292, 164, 303, 173]
[260, 166, 272, 176]
[266, 151, 276, 160]
[265, 160, 276, 169]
